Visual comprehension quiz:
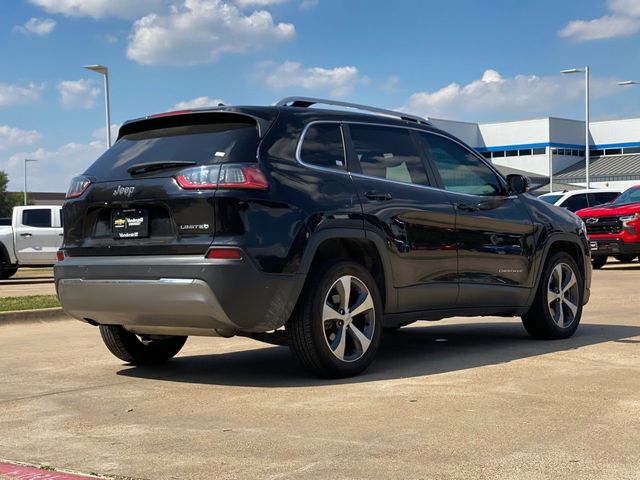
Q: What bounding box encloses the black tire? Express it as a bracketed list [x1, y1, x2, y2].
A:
[522, 252, 584, 340]
[99, 325, 187, 365]
[614, 255, 636, 263]
[286, 260, 383, 378]
[0, 264, 17, 279]
[591, 256, 607, 269]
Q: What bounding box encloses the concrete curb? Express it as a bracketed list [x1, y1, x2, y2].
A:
[0, 307, 70, 325]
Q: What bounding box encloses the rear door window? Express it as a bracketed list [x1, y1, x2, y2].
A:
[348, 124, 429, 186]
[589, 192, 619, 206]
[561, 194, 588, 212]
[300, 123, 345, 170]
[22, 209, 52, 228]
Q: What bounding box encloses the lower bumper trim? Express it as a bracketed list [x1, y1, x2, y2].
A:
[57, 277, 237, 334]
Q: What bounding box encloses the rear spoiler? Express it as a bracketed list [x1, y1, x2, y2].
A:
[118, 108, 276, 140]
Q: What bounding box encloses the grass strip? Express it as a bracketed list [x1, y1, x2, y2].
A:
[0, 295, 60, 312]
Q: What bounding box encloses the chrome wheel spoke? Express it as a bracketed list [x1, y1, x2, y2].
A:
[562, 271, 576, 292]
[348, 323, 372, 354]
[337, 276, 352, 311]
[332, 324, 347, 361]
[322, 302, 343, 322]
[563, 297, 578, 317]
[350, 292, 374, 317]
[553, 264, 563, 288]
[554, 300, 565, 327]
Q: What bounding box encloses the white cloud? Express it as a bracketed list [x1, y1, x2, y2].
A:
[379, 74, 400, 93]
[235, 0, 287, 7]
[126, 0, 296, 66]
[29, 0, 168, 19]
[58, 79, 101, 109]
[0, 82, 43, 107]
[261, 60, 364, 97]
[0, 126, 42, 150]
[14, 17, 56, 35]
[172, 96, 226, 109]
[4, 139, 106, 191]
[559, 0, 640, 41]
[300, 0, 318, 9]
[400, 69, 620, 120]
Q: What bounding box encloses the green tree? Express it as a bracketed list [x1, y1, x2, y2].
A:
[0, 171, 24, 218]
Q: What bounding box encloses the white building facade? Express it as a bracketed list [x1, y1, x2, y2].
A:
[429, 116, 640, 191]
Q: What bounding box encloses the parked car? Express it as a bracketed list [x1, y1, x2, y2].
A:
[0, 205, 63, 279]
[575, 184, 640, 269]
[538, 188, 621, 212]
[55, 97, 591, 378]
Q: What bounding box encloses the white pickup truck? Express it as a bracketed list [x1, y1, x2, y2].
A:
[0, 205, 63, 279]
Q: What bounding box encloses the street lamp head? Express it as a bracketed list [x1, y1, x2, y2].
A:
[617, 80, 639, 86]
[561, 68, 584, 74]
[24, 158, 38, 163]
[83, 64, 108, 75]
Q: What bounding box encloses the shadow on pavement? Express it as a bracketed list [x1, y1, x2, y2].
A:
[598, 265, 640, 271]
[116, 321, 640, 388]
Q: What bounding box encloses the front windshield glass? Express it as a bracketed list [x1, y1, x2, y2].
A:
[539, 194, 562, 204]
[611, 187, 640, 205]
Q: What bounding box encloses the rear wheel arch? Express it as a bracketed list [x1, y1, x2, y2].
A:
[299, 230, 394, 312]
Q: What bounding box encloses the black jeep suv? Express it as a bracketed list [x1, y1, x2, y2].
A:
[55, 97, 591, 378]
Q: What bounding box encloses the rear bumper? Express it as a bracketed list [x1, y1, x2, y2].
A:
[54, 255, 304, 335]
[589, 238, 640, 257]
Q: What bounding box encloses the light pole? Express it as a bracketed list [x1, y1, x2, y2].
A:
[548, 147, 553, 193]
[23, 158, 38, 205]
[561, 66, 590, 188]
[83, 64, 111, 148]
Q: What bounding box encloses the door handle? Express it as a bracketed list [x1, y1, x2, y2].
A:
[456, 203, 479, 212]
[456, 201, 493, 212]
[19, 233, 33, 237]
[58, 233, 64, 237]
[365, 191, 393, 201]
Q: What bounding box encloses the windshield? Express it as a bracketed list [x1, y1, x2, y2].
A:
[611, 187, 640, 205]
[539, 194, 562, 204]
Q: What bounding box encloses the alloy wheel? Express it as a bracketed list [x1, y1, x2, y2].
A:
[322, 275, 376, 362]
[547, 263, 580, 328]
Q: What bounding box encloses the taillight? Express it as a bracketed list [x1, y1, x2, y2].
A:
[205, 247, 242, 259]
[175, 164, 268, 190]
[56, 250, 65, 262]
[66, 175, 91, 199]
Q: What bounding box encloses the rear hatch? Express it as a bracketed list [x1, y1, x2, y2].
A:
[63, 111, 273, 256]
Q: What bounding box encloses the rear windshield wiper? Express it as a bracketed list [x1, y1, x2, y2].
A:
[128, 160, 197, 175]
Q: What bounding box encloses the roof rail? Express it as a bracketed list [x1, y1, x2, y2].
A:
[275, 96, 430, 125]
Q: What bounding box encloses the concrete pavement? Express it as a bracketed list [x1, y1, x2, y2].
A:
[0, 265, 639, 479]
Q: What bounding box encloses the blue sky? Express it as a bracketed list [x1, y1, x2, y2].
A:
[1, 0, 640, 191]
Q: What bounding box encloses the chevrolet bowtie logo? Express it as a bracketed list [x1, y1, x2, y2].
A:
[586, 217, 599, 224]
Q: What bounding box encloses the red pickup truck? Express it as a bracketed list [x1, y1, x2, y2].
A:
[576, 185, 640, 269]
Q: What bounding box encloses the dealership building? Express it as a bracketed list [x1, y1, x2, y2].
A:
[430, 116, 640, 193]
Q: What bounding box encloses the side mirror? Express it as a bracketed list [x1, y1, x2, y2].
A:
[506, 174, 530, 195]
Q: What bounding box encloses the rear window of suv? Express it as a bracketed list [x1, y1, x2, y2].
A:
[85, 122, 260, 180]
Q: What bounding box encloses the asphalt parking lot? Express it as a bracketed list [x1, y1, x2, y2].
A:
[1, 263, 639, 480]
